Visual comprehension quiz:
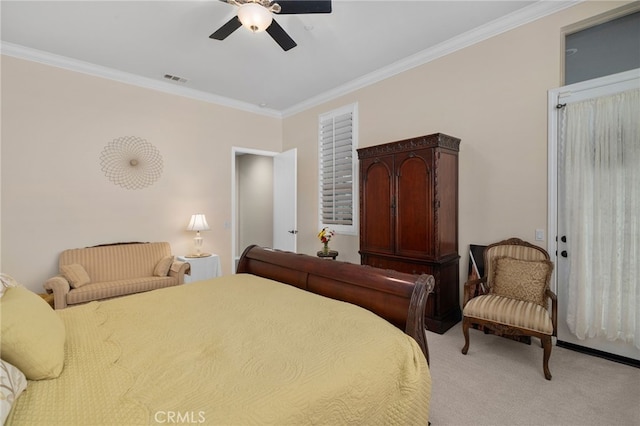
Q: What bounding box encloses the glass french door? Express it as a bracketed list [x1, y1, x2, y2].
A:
[549, 69, 640, 360]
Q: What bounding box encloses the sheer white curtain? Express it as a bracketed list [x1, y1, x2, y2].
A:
[560, 88, 640, 348]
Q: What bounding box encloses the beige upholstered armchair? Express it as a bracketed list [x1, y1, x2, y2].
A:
[461, 238, 557, 380]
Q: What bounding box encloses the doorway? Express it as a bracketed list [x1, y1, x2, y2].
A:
[548, 68, 640, 361]
[231, 148, 297, 273]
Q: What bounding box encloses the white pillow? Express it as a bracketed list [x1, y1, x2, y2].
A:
[0, 359, 28, 424]
[0, 273, 21, 298]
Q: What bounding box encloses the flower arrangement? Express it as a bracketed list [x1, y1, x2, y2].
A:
[317, 227, 335, 253]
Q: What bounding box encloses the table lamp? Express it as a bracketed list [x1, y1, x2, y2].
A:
[186, 213, 210, 257]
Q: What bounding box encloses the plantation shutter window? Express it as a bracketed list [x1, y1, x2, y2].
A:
[318, 104, 358, 234]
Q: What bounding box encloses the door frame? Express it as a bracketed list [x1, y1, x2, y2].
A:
[547, 68, 640, 359]
[231, 147, 298, 274]
[231, 147, 278, 274]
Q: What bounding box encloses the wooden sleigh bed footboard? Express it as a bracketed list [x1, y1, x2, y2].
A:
[237, 245, 435, 363]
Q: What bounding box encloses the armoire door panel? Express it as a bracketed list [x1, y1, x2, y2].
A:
[395, 151, 434, 257]
[360, 157, 394, 253]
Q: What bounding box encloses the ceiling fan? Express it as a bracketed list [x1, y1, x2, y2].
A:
[209, 0, 332, 51]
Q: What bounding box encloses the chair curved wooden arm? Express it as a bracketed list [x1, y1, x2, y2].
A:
[463, 277, 487, 307]
[461, 238, 557, 380]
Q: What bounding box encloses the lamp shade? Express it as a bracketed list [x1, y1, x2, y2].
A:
[237, 3, 273, 33]
[186, 214, 210, 232]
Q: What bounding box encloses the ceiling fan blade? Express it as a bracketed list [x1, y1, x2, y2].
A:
[210, 16, 242, 40]
[266, 19, 297, 51]
[277, 0, 331, 14]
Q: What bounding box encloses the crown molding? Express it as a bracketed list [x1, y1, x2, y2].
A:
[0, 41, 283, 119]
[2, 1, 580, 119]
[281, 0, 582, 117]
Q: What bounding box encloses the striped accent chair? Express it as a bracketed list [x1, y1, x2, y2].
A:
[461, 238, 557, 380]
[44, 242, 190, 310]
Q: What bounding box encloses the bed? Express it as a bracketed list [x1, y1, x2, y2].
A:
[2, 245, 434, 425]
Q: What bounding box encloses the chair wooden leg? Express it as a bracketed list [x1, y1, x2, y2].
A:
[541, 335, 552, 380]
[461, 317, 470, 355]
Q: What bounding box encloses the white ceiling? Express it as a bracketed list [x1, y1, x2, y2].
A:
[1, 1, 575, 117]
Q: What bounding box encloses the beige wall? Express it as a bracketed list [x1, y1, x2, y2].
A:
[1, 56, 281, 292]
[283, 1, 632, 288]
[1, 1, 630, 296]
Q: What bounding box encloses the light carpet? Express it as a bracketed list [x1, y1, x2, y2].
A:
[427, 323, 640, 426]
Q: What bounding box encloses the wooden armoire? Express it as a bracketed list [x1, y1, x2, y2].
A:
[357, 133, 461, 334]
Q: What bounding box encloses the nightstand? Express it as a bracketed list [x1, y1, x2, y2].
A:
[178, 254, 222, 283]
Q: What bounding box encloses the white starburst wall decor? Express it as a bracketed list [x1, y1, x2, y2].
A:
[100, 136, 163, 190]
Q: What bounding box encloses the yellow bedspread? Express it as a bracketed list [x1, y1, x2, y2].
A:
[9, 274, 430, 425]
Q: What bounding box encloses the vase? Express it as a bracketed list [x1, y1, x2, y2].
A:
[322, 242, 330, 254]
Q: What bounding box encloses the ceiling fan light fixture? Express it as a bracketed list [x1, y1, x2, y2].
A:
[238, 3, 273, 33]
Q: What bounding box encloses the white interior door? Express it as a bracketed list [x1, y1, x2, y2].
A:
[549, 69, 640, 360]
[273, 149, 297, 252]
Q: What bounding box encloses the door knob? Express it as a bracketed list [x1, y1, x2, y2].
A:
[561, 250, 568, 257]
[561, 236, 567, 243]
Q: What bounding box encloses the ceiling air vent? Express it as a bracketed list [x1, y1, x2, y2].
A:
[163, 74, 188, 83]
